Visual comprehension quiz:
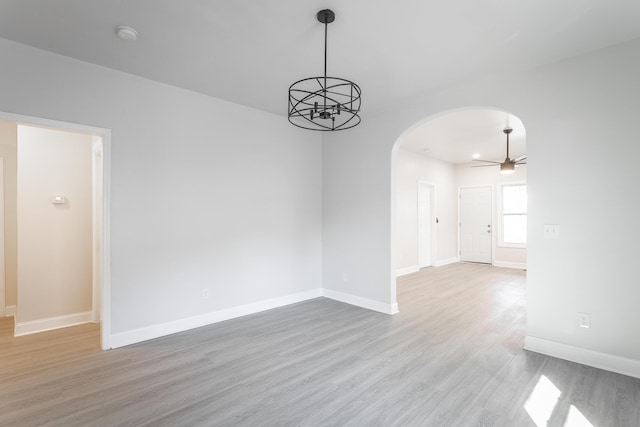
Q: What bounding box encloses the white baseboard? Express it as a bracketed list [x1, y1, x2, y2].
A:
[396, 265, 419, 277]
[110, 289, 323, 349]
[493, 261, 527, 270]
[322, 288, 398, 315]
[5, 305, 16, 317]
[525, 336, 640, 379]
[433, 257, 459, 267]
[110, 287, 401, 349]
[15, 311, 93, 336]
[397, 258, 459, 276]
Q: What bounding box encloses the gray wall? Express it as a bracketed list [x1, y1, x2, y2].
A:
[2, 33, 639, 375]
[0, 37, 322, 336]
[323, 38, 640, 369]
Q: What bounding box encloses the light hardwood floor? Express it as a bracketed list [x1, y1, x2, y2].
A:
[1, 263, 639, 426]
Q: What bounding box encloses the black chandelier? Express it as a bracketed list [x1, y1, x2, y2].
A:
[288, 9, 362, 131]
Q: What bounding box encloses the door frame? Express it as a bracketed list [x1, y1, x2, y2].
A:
[458, 185, 494, 264]
[0, 158, 4, 317]
[417, 180, 436, 269]
[0, 111, 112, 350]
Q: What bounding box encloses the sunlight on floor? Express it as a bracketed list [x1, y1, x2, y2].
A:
[564, 405, 594, 427]
[524, 375, 594, 427]
[525, 375, 561, 426]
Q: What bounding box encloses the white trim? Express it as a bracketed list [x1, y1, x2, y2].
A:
[492, 260, 527, 270]
[0, 158, 4, 317]
[433, 257, 459, 267]
[15, 311, 93, 336]
[323, 288, 399, 315]
[417, 180, 437, 269]
[5, 305, 16, 317]
[497, 182, 527, 249]
[110, 289, 323, 349]
[0, 111, 112, 350]
[397, 259, 458, 273]
[525, 336, 640, 380]
[91, 136, 104, 325]
[396, 265, 419, 277]
[100, 129, 112, 350]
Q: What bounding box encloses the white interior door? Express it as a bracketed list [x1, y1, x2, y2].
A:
[417, 182, 433, 268]
[460, 186, 492, 263]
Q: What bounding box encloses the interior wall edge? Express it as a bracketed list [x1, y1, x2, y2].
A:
[5, 305, 16, 317]
[396, 265, 419, 277]
[492, 261, 527, 270]
[433, 257, 459, 267]
[110, 289, 323, 349]
[322, 288, 399, 315]
[524, 335, 640, 380]
[15, 310, 93, 336]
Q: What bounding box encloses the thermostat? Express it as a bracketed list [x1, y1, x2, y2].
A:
[51, 195, 67, 204]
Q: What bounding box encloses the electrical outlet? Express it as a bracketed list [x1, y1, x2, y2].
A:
[202, 288, 210, 299]
[578, 312, 590, 329]
[341, 272, 347, 282]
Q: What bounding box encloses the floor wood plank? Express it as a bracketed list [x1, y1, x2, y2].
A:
[1, 263, 639, 426]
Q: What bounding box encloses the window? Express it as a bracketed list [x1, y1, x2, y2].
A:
[501, 184, 527, 246]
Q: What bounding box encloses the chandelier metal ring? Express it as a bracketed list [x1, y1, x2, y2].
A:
[288, 9, 362, 131]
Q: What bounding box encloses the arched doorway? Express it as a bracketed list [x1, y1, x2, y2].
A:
[391, 107, 527, 308]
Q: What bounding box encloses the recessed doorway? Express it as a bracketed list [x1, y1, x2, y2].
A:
[0, 111, 111, 350]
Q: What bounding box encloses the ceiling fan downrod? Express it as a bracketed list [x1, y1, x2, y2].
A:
[504, 127, 513, 161]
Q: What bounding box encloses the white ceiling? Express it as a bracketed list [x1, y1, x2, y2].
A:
[1, 0, 639, 119]
[0, 0, 640, 163]
[399, 109, 526, 165]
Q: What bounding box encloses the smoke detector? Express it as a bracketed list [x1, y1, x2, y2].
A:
[115, 26, 139, 41]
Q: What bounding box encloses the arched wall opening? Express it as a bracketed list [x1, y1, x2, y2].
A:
[390, 106, 528, 310]
[321, 40, 640, 376]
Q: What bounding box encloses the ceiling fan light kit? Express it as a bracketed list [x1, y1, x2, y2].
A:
[288, 9, 362, 131]
[500, 162, 515, 174]
[472, 127, 526, 173]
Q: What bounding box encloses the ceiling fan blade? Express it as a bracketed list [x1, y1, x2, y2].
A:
[472, 159, 502, 164]
[514, 154, 527, 162]
[516, 161, 527, 165]
[472, 164, 499, 168]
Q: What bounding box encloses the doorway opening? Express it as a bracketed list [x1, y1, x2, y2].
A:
[0, 111, 111, 350]
[392, 107, 527, 308]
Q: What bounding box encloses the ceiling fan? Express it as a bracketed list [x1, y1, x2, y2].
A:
[472, 127, 526, 174]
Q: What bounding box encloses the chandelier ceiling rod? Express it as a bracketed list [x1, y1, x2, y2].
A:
[323, 12, 327, 112]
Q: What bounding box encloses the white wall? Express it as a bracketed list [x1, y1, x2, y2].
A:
[323, 38, 640, 375]
[17, 125, 93, 322]
[455, 163, 527, 268]
[0, 38, 322, 341]
[394, 148, 457, 273]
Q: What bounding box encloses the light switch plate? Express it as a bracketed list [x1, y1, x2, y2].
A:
[543, 224, 560, 240]
[51, 195, 67, 204]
